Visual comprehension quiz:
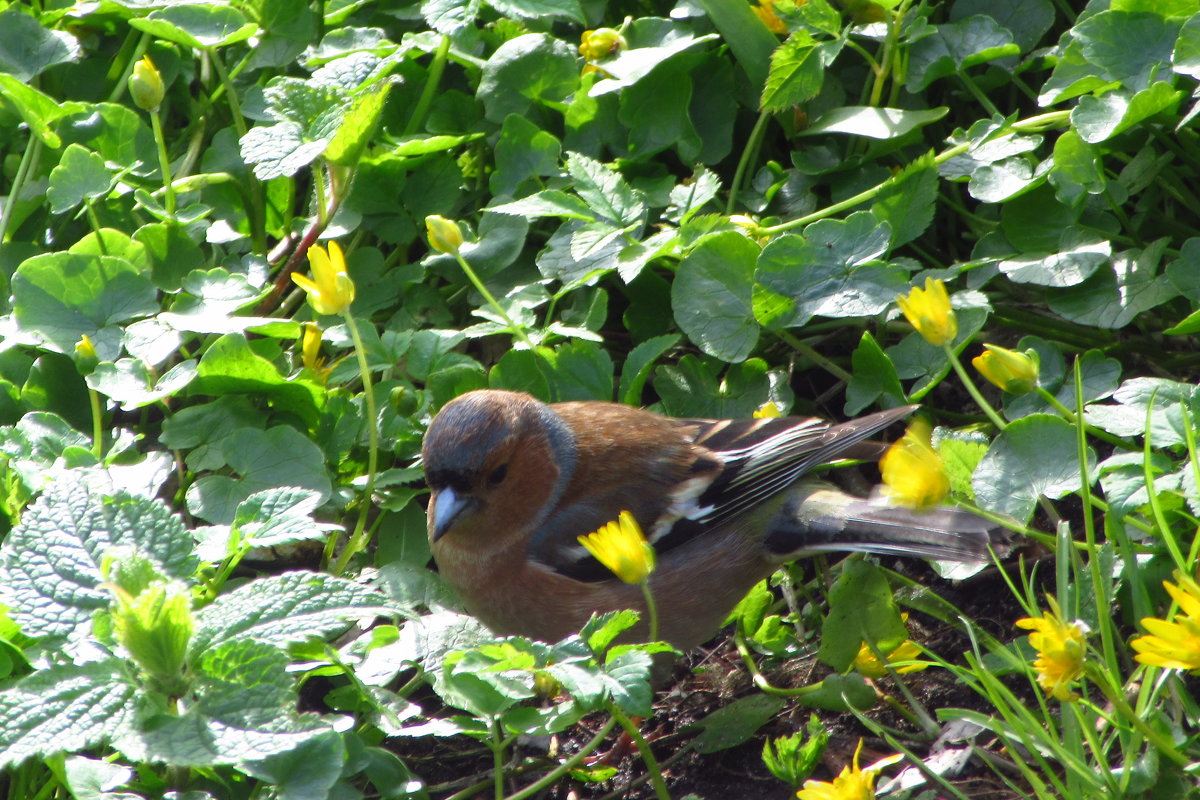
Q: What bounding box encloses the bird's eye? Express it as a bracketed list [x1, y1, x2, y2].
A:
[487, 464, 508, 487]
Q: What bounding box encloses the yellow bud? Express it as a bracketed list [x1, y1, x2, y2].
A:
[74, 334, 100, 374]
[578, 28, 627, 61]
[425, 214, 464, 255]
[129, 55, 165, 113]
[972, 344, 1039, 395]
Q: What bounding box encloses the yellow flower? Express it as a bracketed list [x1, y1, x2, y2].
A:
[797, 739, 892, 800]
[752, 0, 788, 34]
[75, 334, 99, 373]
[577, 510, 656, 585]
[895, 277, 957, 346]
[972, 344, 1039, 395]
[425, 214, 464, 255]
[1131, 572, 1200, 672]
[754, 401, 782, 419]
[578, 27, 627, 61]
[852, 614, 928, 679]
[1015, 596, 1088, 701]
[299, 322, 334, 383]
[878, 419, 949, 510]
[129, 55, 165, 113]
[293, 241, 355, 316]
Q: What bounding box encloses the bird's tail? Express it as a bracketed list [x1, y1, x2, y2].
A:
[764, 484, 1005, 563]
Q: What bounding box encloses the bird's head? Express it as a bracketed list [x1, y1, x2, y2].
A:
[421, 390, 577, 546]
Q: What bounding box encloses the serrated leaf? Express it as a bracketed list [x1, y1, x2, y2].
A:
[192, 570, 391, 652]
[0, 661, 136, 769]
[565, 152, 645, 226]
[0, 478, 196, 642]
[487, 190, 595, 220]
[761, 31, 825, 112]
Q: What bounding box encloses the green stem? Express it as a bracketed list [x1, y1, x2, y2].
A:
[944, 344, 1007, 430]
[778, 331, 854, 383]
[84, 201, 108, 253]
[726, 111, 770, 215]
[640, 581, 659, 642]
[88, 387, 104, 459]
[331, 313, 380, 575]
[502, 716, 620, 800]
[957, 71, 1001, 118]
[149, 110, 176, 215]
[1034, 386, 1135, 450]
[453, 251, 537, 350]
[405, 34, 452, 136]
[0, 135, 42, 243]
[1087, 664, 1189, 768]
[606, 703, 670, 800]
[491, 717, 505, 800]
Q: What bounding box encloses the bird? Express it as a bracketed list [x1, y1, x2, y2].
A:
[421, 389, 997, 650]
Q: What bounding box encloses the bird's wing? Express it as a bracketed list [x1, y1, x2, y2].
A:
[530, 404, 914, 581]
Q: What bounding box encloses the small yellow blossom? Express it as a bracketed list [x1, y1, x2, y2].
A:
[972, 344, 1039, 395]
[299, 322, 334, 383]
[1131, 572, 1200, 672]
[129, 55, 165, 113]
[578, 510, 655, 585]
[878, 419, 949, 510]
[293, 241, 355, 316]
[754, 401, 782, 419]
[578, 28, 627, 61]
[1016, 596, 1088, 701]
[852, 614, 928, 679]
[425, 214, 464, 255]
[752, 0, 788, 34]
[75, 334, 100, 373]
[797, 739, 895, 800]
[895, 277, 957, 346]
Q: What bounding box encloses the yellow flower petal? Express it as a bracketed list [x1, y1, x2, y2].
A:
[1016, 597, 1087, 701]
[878, 419, 949, 509]
[293, 241, 355, 316]
[896, 277, 957, 346]
[577, 510, 655, 584]
[796, 739, 888, 800]
[972, 343, 1039, 395]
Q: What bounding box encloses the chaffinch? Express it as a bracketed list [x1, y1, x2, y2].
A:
[422, 390, 995, 649]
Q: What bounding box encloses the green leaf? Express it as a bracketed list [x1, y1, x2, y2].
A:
[240, 730, 345, 800]
[760, 31, 826, 113]
[907, 16, 1020, 91]
[565, 151, 646, 226]
[755, 213, 904, 329]
[1174, 13, 1200, 78]
[950, 0, 1055, 53]
[1074, 9, 1181, 91]
[998, 232, 1111, 287]
[973, 414, 1096, 522]
[489, 349, 551, 400]
[618, 57, 702, 160]
[477, 33, 578, 123]
[802, 105, 948, 139]
[0, 74, 86, 148]
[818, 559, 905, 672]
[87, 358, 197, 411]
[487, 190, 594, 220]
[486, 0, 583, 23]
[872, 153, 938, 246]
[588, 35, 721, 97]
[129, 5, 258, 49]
[326, 79, 395, 166]
[0, 478, 196, 642]
[672, 231, 760, 362]
[422, 0, 483, 35]
[1071, 81, 1182, 143]
[62, 755, 134, 800]
[185, 425, 332, 524]
[1047, 239, 1177, 328]
[47, 144, 113, 215]
[192, 571, 391, 652]
[795, 673, 876, 711]
[192, 333, 323, 427]
[693, 0, 777, 86]
[548, 340, 614, 401]
[845, 331, 907, 415]
[619, 334, 681, 406]
[0, 661, 136, 769]
[691, 694, 785, 754]
[240, 79, 347, 179]
[0, 8, 80, 81]
[490, 114, 562, 197]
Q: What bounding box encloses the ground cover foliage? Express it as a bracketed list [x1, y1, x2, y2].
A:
[1, 0, 1200, 797]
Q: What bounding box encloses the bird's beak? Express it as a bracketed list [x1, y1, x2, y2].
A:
[430, 487, 477, 541]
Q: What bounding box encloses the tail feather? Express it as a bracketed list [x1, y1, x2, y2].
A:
[764, 485, 1003, 563]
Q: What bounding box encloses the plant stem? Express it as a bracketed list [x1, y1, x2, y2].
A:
[607, 703, 670, 800]
[0, 135, 42, 243]
[405, 34, 452, 136]
[640, 581, 659, 642]
[453, 251, 537, 350]
[331, 313, 380, 575]
[503, 716, 620, 800]
[726, 110, 770, 215]
[149, 110, 176, 215]
[88, 387, 104, 459]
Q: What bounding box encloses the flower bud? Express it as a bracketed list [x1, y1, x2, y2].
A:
[129, 55, 165, 113]
[111, 580, 193, 685]
[972, 344, 1039, 395]
[425, 214, 464, 255]
[578, 28, 626, 61]
[74, 334, 99, 374]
